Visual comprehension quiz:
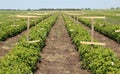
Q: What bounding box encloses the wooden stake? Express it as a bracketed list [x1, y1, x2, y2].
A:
[81, 16, 105, 43]
[80, 41, 105, 46]
[16, 15, 39, 41]
[115, 30, 120, 33]
[81, 16, 105, 19]
[66, 14, 106, 47]
[91, 18, 94, 42]
[80, 16, 106, 47]
[27, 17, 30, 41]
[28, 40, 40, 43]
[27, 13, 49, 16]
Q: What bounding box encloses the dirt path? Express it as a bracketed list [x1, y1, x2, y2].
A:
[0, 30, 27, 58]
[75, 19, 120, 57]
[34, 16, 90, 74]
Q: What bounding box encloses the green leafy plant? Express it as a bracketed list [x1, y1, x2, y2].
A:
[0, 15, 58, 74]
[63, 15, 120, 74]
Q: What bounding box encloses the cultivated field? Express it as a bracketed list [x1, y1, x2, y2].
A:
[0, 10, 120, 74]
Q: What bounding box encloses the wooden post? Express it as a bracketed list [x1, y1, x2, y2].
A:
[81, 16, 105, 43]
[16, 15, 39, 42]
[27, 17, 30, 41]
[66, 13, 106, 46]
[80, 16, 106, 46]
[91, 18, 94, 42]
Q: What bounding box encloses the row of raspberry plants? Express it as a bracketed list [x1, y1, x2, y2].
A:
[0, 15, 57, 74]
[77, 16, 120, 43]
[63, 15, 120, 74]
[0, 15, 50, 41]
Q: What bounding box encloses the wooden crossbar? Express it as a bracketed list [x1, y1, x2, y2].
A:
[16, 15, 38, 18]
[99, 24, 105, 26]
[36, 14, 48, 15]
[28, 40, 40, 43]
[16, 15, 40, 41]
[115, 14, 120, 16]
[27, 13, 49, 15]
[80, 41, 105, 46]
[66, 13, 106, 19]
[79, 16, 105, 43]
[80, 16, 105, 19]
[66, 14, 106, 47]
[115, 30, 120, 32]
[67, 14, 81, 16]
[27, 13, 37, 14]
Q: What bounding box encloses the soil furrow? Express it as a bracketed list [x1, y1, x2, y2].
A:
[35, 16, 90, 74]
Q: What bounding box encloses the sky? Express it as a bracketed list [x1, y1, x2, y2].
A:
[0, 0, 120, 9]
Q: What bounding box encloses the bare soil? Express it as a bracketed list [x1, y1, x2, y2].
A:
[76, 19, 120, 57]
[0, 30, 27, 58]
[34, 16, 90, 74]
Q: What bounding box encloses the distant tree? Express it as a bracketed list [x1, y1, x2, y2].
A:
[116, 7, 120, 9]
[85, 8, 91, 10]
[27, 8, 31, 11]
[111, 7, 115, 9]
